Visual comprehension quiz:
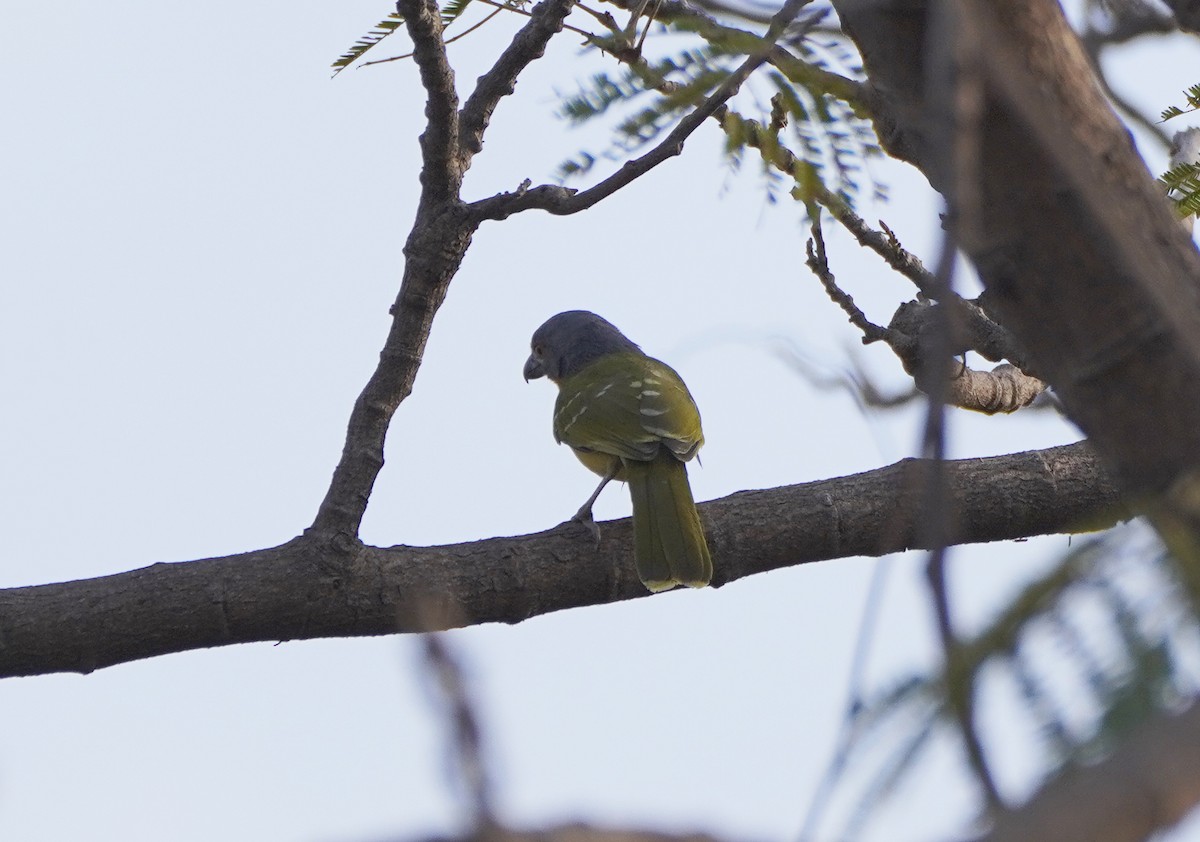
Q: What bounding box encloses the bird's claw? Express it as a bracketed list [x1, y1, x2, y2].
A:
[571, 506, 602, 547]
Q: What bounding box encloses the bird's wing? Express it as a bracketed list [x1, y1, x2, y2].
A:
[553, 354, 703, 462]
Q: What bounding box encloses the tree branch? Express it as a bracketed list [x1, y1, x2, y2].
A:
[834, 0, 1200, 508]
[0, 442, 1124, 678]
[458, 0, 577, 159]
[1163, 0, 1200, 33]
[312, 0, 479, 539]
[813, 186, 1040, 376]
[979, 696, 1200, 842]
[805, 204, 1047, 413]
[466, 49, 769, 220]
[401, 0, 464, 204]
[467, 0, 815, 220]
[417, 825, 749, 842]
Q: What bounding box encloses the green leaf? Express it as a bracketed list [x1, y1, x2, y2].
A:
[331, 12, 404, 77]
[1162, 83, 1200, 122]
[441, 0, 476, 26]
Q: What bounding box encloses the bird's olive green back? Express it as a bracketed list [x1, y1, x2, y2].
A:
[552, 352, 703, 462]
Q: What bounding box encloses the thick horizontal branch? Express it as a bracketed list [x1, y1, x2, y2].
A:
[0, 442, 1124, 678]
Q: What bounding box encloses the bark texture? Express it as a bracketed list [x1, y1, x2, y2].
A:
[834, 0, 1200, 502]
[0, 443, 1120, 677]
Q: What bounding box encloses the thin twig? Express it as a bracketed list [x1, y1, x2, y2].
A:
[360, 7, 508, 68]
[475, 0, 597, 38]
[813, 184, 1039, 375]
[467, 0, 814, 219]
[1091, 54, 1172, 149]
[805, 215, 899, 346]
[807, 206, 1046, 412]
[814, 185, 937, 292]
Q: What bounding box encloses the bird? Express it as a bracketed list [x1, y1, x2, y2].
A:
[523, 310, 713, 592]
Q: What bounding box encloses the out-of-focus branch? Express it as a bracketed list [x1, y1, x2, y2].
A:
[421, 634, 494, 827]
[979, 695, 1200, 842]
[1163, 0, 1200, 33]
[413, 825, 751, 842]
[1080, 5, 1176, 150]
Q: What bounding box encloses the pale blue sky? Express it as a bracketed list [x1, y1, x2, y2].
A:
[2, 3, 1197, 841]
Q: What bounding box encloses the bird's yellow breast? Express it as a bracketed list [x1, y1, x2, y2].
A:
[571, 447, 627, 481]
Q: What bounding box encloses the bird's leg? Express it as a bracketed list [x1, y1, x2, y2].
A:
[572, 462, 621, 546]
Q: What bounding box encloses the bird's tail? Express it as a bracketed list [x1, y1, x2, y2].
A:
[626, 450, 712, 592]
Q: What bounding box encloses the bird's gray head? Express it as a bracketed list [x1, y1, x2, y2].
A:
[523, 310, 641, 383]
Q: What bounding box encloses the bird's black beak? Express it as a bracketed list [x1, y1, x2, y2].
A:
[523, 354, 545, 382]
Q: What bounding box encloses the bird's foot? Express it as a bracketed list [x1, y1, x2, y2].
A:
[571, 505, 602, 547]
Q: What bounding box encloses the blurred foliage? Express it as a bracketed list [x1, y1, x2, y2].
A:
[332, 1, 881, 207]
[819, 525, 1200, 838]
[1159, 85, 1200, 219]
[555, 4, 881, 208]
[1160, 161, 1200, 219]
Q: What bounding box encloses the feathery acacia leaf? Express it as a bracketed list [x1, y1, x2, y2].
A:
[1161, 83, 1200, 121]
[1158, 162, 1200, 218]
[441, 0, 477, 26]
[554, 20, 880, 207]
[331, 12, 404, 77]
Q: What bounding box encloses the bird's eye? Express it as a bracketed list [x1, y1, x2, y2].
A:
[533, 343, 544, 356]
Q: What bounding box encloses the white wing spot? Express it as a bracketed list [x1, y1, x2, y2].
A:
[563, 404, 589, 431]
[556, 392, 590, 432]
[629, 380, 642, 388]
[643, 425, 675, 438]
[595, 383, 614, 398]
[641, 389, 661, 397]
[640, 407, 667, 416]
